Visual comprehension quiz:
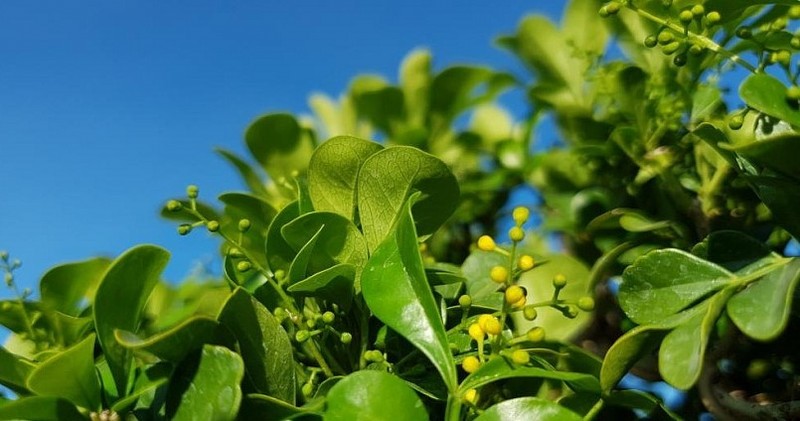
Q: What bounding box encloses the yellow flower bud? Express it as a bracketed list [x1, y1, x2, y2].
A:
[527, 326, 545, 342]
[505, 285, 525, 304]
[512, 206, 530, 225]
[511, 349, 530, 365]
[508, 227, 525, 242]
[490, 266, 508, 284]
[517, 255, 535, 271]
[462, 356, 481, 373]
[463, 388, 478, 404]
[468, 323, 485, 342]
[477, 235, 495, 251]
[483, 316, 502, 336]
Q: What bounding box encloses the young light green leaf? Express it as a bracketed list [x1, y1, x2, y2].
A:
[619, 249, 733, 324]
[358, 146, 459, 252]
[217, 288, 296, 404]
[0, 396, 84, 421]
[244, 113, 315, 181]
[287, 226, 323, 286]
[166, 345, 244, 421]
[459, 357, 600, 395]
[323, 371, 428, 421]
[281, 211, 368, 278]
[0, 346, 34, 394]
[739, 73, 800, 127]
[266, 201, 301, 273]
[563, 0, 610, 56]
[94, 245, 169, 395]
[39, 257, 110, 316]
[727, 259, 800, 341]
[475, 397, 582, 421]
[361, 194, 458, 391]
[690, 84, 722, 123]
[286, 263, 355, 309]
[27, 334, 100, 410]
[114, 316, 220, 363]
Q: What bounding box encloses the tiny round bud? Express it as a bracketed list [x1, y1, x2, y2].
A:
[228, 247, 244, 258]
[605, 1, 620, 15]
[273, 307, 287, 320]
[490, 266, 509, 284]
[508, 227, 525, 242]
[302, 383, 314, 397]
[274, 269, 286, 280]
[772, 17, 787, 31]
[322, 311, 335, 324]
[662, 41, 682, 55]
[657, 30, 674, 45]
[365, 350, 384, 363]
[564, 305, 579, 319]
[178, 224, 192, 236]
[483, 316, 503, 336]
[691, 4, 704, 17]
[791, 36, 800, 50]
[12, 259, 21, 269]
[340, 332, 353, 344]
[4, 272, 13, 287]
[527, 326, 545, 342]
[517, 255, 535, 271]
[0, 251, 7, 261]
[787, 86, 800, 101]
[477, 235, 495, 251]
[705, 11, 721, 25]
[578, 296, 596, 311]
[463, 388, 478, 404]
[644, 35, 658, 48]
[512, 206, 530, 225]
[186, 185, 199, 199]
[505, 285, 525, 304]
[166, 200, 182, 212]
[206, 220, 220, 232]
[729, 114, 745, 130]
[553, 274, 567, 289]
[236, 261, 252, 272]
[523, 305, 538, 321]
[679, 9, 694, 23]
[468, 322, 485, 342]
[238, 219, 252, 232]
[462, 356, 481, 373]
[458, 294, 472, 308]
[736, 27, 752, 39]
[511, 349, 530, 365]
[776, 49, 792, 66]
[295, 330, 310, 343]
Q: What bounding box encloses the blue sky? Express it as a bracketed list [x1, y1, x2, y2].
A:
[0, 1, 565, 297]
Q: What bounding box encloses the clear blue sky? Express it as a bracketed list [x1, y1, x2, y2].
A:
[0, 1, 565, 298]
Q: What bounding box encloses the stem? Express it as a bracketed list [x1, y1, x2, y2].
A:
[304, 341, 334, 378]
[583, 398, 604, 420]
[445, 394, 463, 421]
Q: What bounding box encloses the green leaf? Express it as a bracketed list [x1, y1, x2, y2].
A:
[287, 263, 355, 309]
[0, 396, 84, 421]
[114, 316, 220, 362]
[238, 393, 306, 421]
[726, 134, 800, 180]
[747, 175, 800, 240]
[690, 84, 722, 123]
[217, 288, 296, 404]
[619, 249, 733, 324]
[245, 113, 315, 181]
[659, 289, 734, 389]
[459, 357, 600, 395]
[216, 147, 269, 197]
[475, 397, 582, 421]
[361, 194, 458, 391]
[358, 146, 459, 252]
[166, 345, 244, 421]
[111, 362, 172, 413]
[282, 211, 368, 276]
[323, 371, 428, 421]
[429, 66, 514, 121]
[705, 0, 797, 24]
[94, 245, 170, 395]
[604, 390, 681, 420]
[727, 259, 800, 341]
[739, 73, 800, 127]
[400, 49, 432, 127]
[563, 0, 609, 56]
[307, 136, 384, 220]
[287, 226, 323, 286]
[39, 257, 110, 316]
[349, 75, 406, 136]
[219, 192, 277, 269]
[691, 230, 773, 272]
[0, 346, 34, 393]
[461, 250, 504, 309]
[27, 334, 100, 410]
[512, 254, 592, 342]
[266, 201, 301, 273]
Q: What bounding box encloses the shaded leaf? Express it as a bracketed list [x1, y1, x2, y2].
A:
[238, 393, 306, 421]
[265, 201, 301, 273]
[27, 334, 100, 410]
[475, 397, 582, 421]
[245, 113, 315, 181]
[282, 211, 368, 279]
[287, 263, 355, 309]
[0, 346, 34, 394]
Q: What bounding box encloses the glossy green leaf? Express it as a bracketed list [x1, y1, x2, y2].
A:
[475, 397, 582, 421]
[287, 263, 355, 309]
[0, 346, 34, 393]
[323, 371, 428, 421]
[461, 250, 504, 309]
[619, 249, 733, 324]
[39, 257, 110, 316]
[282, 211, 368, 278]
[245, 113, 315, 181]
[727, 259, 800, 341]
[94, 245, 169, 395]
[266, 201, 301, 272]
[361, 194, 458, 391]
[459, 357, 600, 394]
[238, 393, 306, 421]
[287, 226, 323, 286]
[0, 396, 84, 421]
[726, 134, 800, 181]
[216, 147, 269, 197]
[307, 136, 383, 220]
[739, 73, 800, 127]
[114, 316, 220, 362]
[659, 289, 734, 389]
[166, 345, 244, 421]
[513, 254, 592, 342]
[111, 362, 171, 413]
[691, 230, 773, 272]
[217, 288, 296, 404]
[27, 334, 100, 410]
[358, 146, 459, 252]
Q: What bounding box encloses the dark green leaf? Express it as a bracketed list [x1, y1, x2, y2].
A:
[238, 393, 306, 421]
[114, 316, 220, 362]
[726, 134, 800, 180]
[323, 371, 428, 421]
[111, 362, 172, 413]
[747, 175, 800, 240]
[0, 396, 84, 421]
[166, 345, 244, 421]
[27, 334, 100, 410]
[361, 194, 458, 391]
[39, 257, 110, 316]
[94, 245, 169, 395]
[459, 357, 600, 395]
[691, 230, 773, 272]
[217, 288, 296, 404]
[619, 249, 733, 324]
[287, 263, 355, 309]
[475, 397, 582, 421]
[245, 113, 315, 181]
[739, 73, 800, 127]
[307, 136, 383, 220]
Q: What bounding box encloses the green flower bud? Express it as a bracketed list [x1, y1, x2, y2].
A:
[458, 294, 472, 308]
[340, 332, 353, 344]
[787, 86, 800, 101]
[302, 383, 314, 397]
[661, 0, 672, 7]
[657, 30, 674, 45]
[228, 247, 244, 258]
[577, 296, 596, 311]
[236, 261, 252, 272]
[688, 44, 704, 55]
[598, 6, 610, 18]
[4, 272, 13, 287]
[563, 305, 579, 319]
[306, 318, 316, 329]
[206, 220, 220, 232]
[321, 311, 335, 324]
[273, 307, 287, 320]
[791, 36, 800, 50]
[186, 185, 199, 199]
[553, 274, 567, 289]
[772, 17, 787, 31]
[729, 114, 744, 130]
[178, 224, 192, 236]
[605, 1, 620, 15]
[526, 326, 545, 342]
[679, 10, 694, 24]
[776, 49, 792, 66]
[295, 330, 310, 343]
[790, 5, 800, 19]
[691, 4, 704, 17]
[166, 200, 182, 212]
[238, 218, 251, 232]
[662, 41, 682, 55]
[523, 305, 538, 321]
[0, 250, 7, 261]
[644, 35, 658, 48]
[705, 11, 721, 25]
